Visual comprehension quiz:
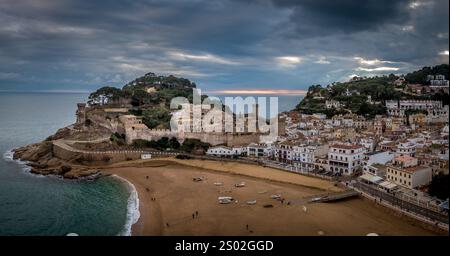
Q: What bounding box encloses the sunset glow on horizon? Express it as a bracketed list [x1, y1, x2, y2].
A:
[207, 89, 307, 95]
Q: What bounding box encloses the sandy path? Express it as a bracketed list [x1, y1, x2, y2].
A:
[102, 160, 442, 236]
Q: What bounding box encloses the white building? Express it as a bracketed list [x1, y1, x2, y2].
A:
[206, 146, 244, 157]
[326, 119, 341, 127]
[246, 143, 272, 158]
[359, 138, 375, 152]
[441, 125, 449, 137]
[312, 113, 327, 120]
[341, 118, 354, 127]
[386, 100, 443, 117]
[426, 105, 449, 123]
[325, 100, 342, 109]
[299, 129, 320, 137]
[274, 142, 295, 163]
[291, 144, 329, 172]
[428, 74, 449, 87]
[395, 141, 417, 157]
[386, 156, 432, 189]
[362, 151, 394, 176]
[328, 144, 365, 175]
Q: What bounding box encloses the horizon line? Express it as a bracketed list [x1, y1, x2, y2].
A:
[0, 89, 91, 94]
[206, 89, 308, 95]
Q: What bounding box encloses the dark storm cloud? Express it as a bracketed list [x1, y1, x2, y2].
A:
[270, 0, 411, 36]
[0, 0, 448, 91]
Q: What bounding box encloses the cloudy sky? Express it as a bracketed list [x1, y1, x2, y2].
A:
[0, 0, 448, 93]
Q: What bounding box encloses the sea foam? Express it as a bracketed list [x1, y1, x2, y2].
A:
[113, 175, 141, 236]
[2, 149, 35, 175]
[3, 149, 49, 179]
[3, 149, 15, 162]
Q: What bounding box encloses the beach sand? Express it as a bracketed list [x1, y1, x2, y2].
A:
[102, 159, 442, 236]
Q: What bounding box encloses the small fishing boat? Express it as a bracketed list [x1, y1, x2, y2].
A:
[246, 200, 257, 205]
[234, 182, 246, 188]
[270, 194, 281, 200]
[218, 196, 233, 204]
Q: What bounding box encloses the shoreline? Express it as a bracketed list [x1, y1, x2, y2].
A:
[3, 149, 46, 178]
[6, 148, 447, 236]
[111, 174, 141, 236]
[102, 158, 445, 236]
[4, 148, 142, 235]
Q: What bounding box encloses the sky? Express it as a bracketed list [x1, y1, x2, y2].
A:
[0, 0, 448, 93]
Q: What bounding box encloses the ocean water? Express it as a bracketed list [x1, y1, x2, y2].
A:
[0, 92, 133, 236]
[0, 92, 301, 236]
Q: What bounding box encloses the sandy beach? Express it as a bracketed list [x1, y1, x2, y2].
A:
[102, 159, 443, 236]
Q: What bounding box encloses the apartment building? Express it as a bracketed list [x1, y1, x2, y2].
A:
[386, 155, 432, 189]
[328, 144, 365, 175]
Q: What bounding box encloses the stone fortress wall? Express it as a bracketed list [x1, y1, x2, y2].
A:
[52, 139, 176, 164]
[76, 104, 266, 147]
[124, 125, 260, 147]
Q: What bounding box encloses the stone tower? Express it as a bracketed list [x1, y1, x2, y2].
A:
[76, 103, 86, 127]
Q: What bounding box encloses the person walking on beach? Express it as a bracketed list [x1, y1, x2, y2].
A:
[192, 213, 195, 219]
[246, 224, 249, 231]
[195, 211, 198, 218]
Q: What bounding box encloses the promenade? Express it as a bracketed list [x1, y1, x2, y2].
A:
[352, 181, 449, 231]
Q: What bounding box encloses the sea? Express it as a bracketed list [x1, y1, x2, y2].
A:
[0, 92, 138, 236]
[0, 92, 302, 236]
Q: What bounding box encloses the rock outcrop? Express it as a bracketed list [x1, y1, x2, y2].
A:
[13, 135, 102, 180]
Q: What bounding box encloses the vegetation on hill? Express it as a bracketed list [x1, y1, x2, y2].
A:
[87, 73, 204, 129]
[87, 86, 131, 105]
[123, 72, 196, 92]
[405, 64, 449, 84]
[141, 107, 172, 129]
[110, 132, 126, 146]
[296, 76, 398, 118]
[295, 64, 449, 119]
[132, 137, 209, 153]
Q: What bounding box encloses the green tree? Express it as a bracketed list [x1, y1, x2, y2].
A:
[88, 86, 128, 105]
[429, 174, 449, 200]
[169, 137, 180, 149]
[142, 107, 172, 129]
[131, 89, 151, 106]
[181, 139, 210, 153]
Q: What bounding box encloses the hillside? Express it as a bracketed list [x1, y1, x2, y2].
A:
[122, 72, 196, 91]
[87, 73, 201, 129]
[295, 64, 449, 118]
[405, 64, 449, 84]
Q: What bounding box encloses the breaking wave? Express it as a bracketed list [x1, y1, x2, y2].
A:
[3, 149, 36, 175]
[113, 175, 141, 236]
